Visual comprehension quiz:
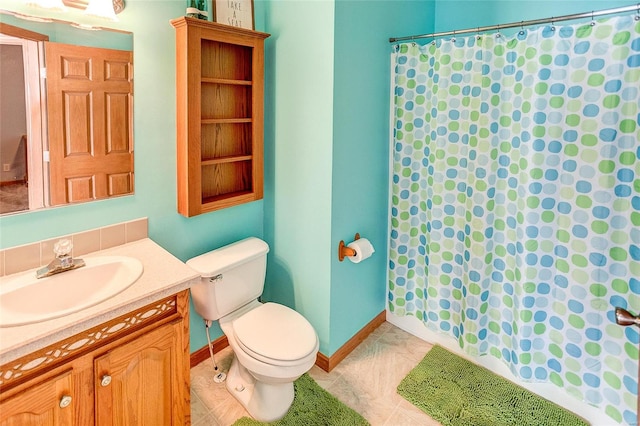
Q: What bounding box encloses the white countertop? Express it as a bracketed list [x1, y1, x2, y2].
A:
[0, 238, 200, 365]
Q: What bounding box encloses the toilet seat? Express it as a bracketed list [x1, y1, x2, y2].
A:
[232, 303, 317, 365]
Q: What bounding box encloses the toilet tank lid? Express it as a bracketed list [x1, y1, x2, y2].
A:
[186, 237, 269, 277]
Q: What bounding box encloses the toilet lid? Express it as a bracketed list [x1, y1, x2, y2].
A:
[233, 303, 317, 362]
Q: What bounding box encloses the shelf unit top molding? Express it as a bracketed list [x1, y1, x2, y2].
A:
[170, 16, 270, 40]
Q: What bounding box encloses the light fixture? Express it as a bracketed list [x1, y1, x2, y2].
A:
[24, 0, 67, 12]
[23, 0, 125, 20]
[83, 0, 118, 21]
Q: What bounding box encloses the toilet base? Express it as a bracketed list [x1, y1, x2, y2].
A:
[225, 355, 295, 422]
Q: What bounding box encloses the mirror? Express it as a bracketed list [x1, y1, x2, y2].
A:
[0, 10, 133, 215]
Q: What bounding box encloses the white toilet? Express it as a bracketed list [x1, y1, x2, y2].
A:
[187, 237, 319, 422]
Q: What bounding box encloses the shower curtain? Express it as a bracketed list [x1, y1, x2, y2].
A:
[389, 15, 640, 425]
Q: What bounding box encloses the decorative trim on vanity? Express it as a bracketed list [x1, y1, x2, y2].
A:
[190, 310, 387, 373]
[0, 294, 180, 389]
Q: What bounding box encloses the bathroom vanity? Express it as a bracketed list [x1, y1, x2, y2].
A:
[0, 238, 199, 425]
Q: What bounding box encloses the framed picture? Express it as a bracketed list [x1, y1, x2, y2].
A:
[213, 0, 254, 30]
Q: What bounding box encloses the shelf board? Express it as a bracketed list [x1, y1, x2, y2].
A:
[201, 155, 252, 166]
[201, 118, 252, 124]
[201, 77, 252, 86]
[201, 191, 257, 212]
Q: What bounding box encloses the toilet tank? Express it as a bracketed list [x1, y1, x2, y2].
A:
[187, 237, 270, 321]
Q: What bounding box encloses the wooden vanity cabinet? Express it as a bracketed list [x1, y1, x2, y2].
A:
[0, 371, 73, 426]
[94, 320, 184, 425]
[171, 17, 270, 217]
[0, 291, 190, 425]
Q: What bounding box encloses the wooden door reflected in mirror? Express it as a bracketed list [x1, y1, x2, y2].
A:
[0, 15, 133, 215]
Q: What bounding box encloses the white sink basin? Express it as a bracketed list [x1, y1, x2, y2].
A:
[0, 256, 143, 327]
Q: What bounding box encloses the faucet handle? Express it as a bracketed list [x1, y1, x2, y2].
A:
[54, 239, 73, 257]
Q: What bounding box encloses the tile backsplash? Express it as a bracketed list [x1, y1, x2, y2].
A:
[0, 218, 148, 277]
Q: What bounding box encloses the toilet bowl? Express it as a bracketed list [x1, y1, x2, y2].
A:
[220, 300, 319, 421]
[187, 238, 319, 422]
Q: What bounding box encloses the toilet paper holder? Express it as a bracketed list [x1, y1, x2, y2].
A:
[338, 233, 360, 262]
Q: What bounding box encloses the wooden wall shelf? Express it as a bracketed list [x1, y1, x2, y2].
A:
[171, 17, 269, 217]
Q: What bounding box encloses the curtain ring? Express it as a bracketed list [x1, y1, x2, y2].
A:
[452, 30, 456, 43]
[496, 24, 502, 38]
[635, 3, 640, 21]
[476, 27, 481, 40]
[518, 21, 525, 36]
[550, 18, 555, 32]
[590, 11, 596, 26]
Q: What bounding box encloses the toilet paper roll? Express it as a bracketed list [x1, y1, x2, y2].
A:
[347, 238, 375, 263]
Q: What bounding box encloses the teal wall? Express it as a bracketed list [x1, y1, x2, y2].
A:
[261, 0, 336, 354]
[328, 0, 434, 354]
[261, 0, 433, 355]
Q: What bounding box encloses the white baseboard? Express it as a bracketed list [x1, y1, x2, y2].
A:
[387, 311, 616, 426]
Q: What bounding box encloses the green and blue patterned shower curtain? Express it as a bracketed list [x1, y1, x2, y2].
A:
[389, 15, 640, 425]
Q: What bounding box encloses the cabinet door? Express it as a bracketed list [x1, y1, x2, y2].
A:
[0, 370, 74, 426]
[94, 321, 186, 425]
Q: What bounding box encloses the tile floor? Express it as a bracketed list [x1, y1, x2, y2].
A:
[190, 321, 442, 425]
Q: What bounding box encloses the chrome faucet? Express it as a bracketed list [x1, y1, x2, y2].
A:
[36, 239, 85, 279]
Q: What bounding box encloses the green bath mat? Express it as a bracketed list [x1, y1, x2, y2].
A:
[232, 373, 370, 426]
[397, 345, 589, 426]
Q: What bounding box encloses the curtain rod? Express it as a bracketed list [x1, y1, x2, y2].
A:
[389, 4, 640, 43]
